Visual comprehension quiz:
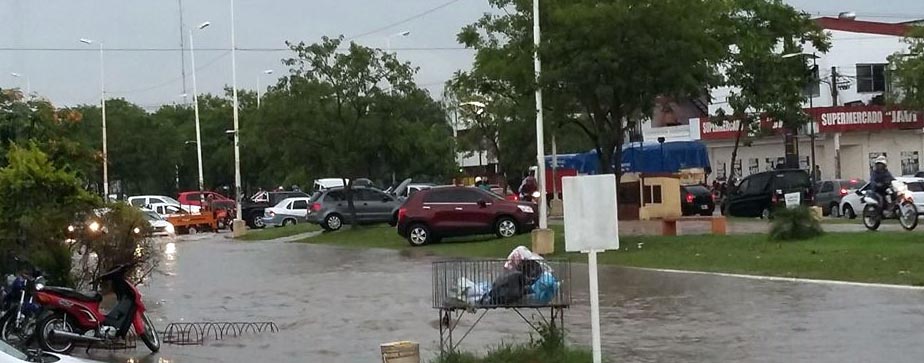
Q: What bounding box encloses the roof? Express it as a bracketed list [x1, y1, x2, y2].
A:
[814, 17, 912, 37]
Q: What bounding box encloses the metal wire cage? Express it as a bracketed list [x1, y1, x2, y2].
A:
[432, 259, 571, 310]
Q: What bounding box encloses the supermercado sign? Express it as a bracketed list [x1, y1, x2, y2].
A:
[699, 105, 924, 140]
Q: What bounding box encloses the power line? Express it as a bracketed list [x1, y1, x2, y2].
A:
[0, 46, 468, 52]
[108, 51, 230, 95]
[346, 0, 462, 40]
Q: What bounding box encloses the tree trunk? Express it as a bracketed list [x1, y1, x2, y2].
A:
[724, 121, 746, 214]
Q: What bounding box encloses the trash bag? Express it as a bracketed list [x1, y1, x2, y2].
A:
[528, 271, 558, 304]
[504, 246, 543, 270]
[481, 271, 529, 306]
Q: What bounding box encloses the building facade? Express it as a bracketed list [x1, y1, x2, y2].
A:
[642, 17, 924, 182]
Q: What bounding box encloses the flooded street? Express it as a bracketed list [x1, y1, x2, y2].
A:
[85, 233, 924, 362]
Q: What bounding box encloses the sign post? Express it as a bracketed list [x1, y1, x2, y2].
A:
[562, 174, 619, 363]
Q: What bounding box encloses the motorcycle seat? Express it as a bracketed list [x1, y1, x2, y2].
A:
[43, 286, 103, 303]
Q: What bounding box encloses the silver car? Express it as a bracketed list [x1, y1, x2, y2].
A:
[261, 197, 311, 227]
[305, 183, 407, 231]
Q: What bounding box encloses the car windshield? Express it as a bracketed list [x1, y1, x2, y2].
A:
[309, 192, 323, 202]
[0, 338, 28, 360]
[144, 211, 164, 221]
[774, 172, 811, 189]
[483, 189, 506, 200]
[683, 185, 710, 195]
[844, 179, 866, 190]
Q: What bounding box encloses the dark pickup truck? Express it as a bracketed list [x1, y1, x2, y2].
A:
[242, 191, 310, 228]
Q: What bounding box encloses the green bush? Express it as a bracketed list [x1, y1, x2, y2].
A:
[433, 323, 594, 363]
[71, 203, 159, 289]
[769, 206, 823, 241]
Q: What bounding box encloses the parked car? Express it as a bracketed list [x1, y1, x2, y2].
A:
[393, 183, 435, 199]
[813, 179, 866, 216]
[128, 195, 200, 213]
[242, 191, 310, 229]
[261, 197, 312, 227]
[396, 186, 539, 246]
[305, 186, 405, 231]
[141, 210, 176, 237]
[177, 191, 235, 229]
[680, 184, 715, 216]
[722, 169, 813, 218]
[840, 177, 924, 219]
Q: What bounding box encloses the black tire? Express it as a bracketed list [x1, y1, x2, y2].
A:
[282, 218, 296, 227]
[251, 214, 266, 229]
[495, 217, 518, 238]
[139, 313, 160, 353]
[898, 202, 919, 231]
[322, 214, 343, 231]
[863, 204, 881, 231]
[760, 208, 771, 220]
[187, 226, 198, 235]
[843, 204, 856, 219]
[829, 203, 840, 218]
[0, 310, 18, 345]
[37, 313, 75, 354]
[406, 223, 433, 246]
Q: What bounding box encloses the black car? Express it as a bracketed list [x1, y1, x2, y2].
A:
[723, 169, 813, 218]
[242, 191, 310, 228]
[681, 184, 715, 216]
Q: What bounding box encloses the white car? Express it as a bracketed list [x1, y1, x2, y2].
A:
[0, 338, 101, 362]
[145, 202, 192, 217]
[142, 210, 176, 237]
[262, 197, 311, 227]
[128, 195, 201, 213]
[840, 177, 924, 218]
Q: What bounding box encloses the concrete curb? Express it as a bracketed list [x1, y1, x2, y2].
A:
[631, 266, 924, 290]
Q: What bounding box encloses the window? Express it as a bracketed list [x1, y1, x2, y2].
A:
[325, 190, 346, 202]
[908, 182, 924, 193]
[291, 200, 308, 210]
[130, 199, 145, 207]
[717, 163, 727, 179]
[735, 179, 750, 195]
[746, 174, 772, 194]
[820, 182, 834, 193]
[733, 159, 742, 179]
[748, 158, 759, 175]
[764, 158, 776, 171]
[772, 172, 811, 190]
[804, 65, 820, 97]
[151, 198, 166, 205]
[856, 64, 887, 93]
[643, 185, 663, 204]
[424, 189, 483, 203]
[186, 193, 201, 202]
[358, 189, 386, 202]
[902, 151, 920, 176]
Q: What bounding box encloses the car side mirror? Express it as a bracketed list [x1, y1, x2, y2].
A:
[477, 199, 488, 208]
[382, 196, 393, 202]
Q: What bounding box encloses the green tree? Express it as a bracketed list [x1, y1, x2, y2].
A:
[0, 144, 99, 285]
[889, 26, 924, 110]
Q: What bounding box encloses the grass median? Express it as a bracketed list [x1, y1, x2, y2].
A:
[236, 223, 321, 241]
[300, 225, 924, 285]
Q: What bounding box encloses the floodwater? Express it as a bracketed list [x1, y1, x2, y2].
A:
[81, 233, 924, 363]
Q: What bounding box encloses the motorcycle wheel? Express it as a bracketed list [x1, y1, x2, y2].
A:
[862, 204, 882, 231]
[139, 313, 160, 352]
[898, 202, 919, 231]
[37, 313, 75, 354]
[0, 309, 32, 347]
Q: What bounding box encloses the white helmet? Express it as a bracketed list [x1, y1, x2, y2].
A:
[474, 176, 483, 183]
[874, 155, 887, 166]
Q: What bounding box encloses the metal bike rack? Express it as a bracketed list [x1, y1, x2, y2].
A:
[162, 321, 279, 346]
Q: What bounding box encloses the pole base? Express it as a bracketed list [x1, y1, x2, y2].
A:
[531, 228, 555, 255]
[549, 198, 564, 217]
[232, 219, 248, 238]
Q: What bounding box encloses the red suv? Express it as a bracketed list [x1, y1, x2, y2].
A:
[396, 186, 538, 246]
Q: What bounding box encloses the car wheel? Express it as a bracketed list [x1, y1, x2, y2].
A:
[323, 214, 343, 231]
[843, 204, 856, 219]
[829, 203, 840, 218]
[251, 215, 265, 229]
[282, 219, 296, 227]
[407, 223, 433, 246]
[187, 226, 198, 235]
[495, 217, 518, 238]
[760, 208, 771, 220]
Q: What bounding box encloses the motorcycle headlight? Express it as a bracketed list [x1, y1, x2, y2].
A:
[531, 191, 541, 199]
[518, 205, 535, 214]
[66, 225, 76, 233]
[133, 227, 142, 234]
[34, 276, 46, 291]
[88, 221, 101, 233]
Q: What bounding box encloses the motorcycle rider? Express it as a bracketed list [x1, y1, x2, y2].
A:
[519, 168, 538, 201]
[870, 155, 894, 208]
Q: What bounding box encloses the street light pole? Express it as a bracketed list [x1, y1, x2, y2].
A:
[81, 38, 108, 201]
[230, 0, 244, 226]
[532, 0, 548, 229]
[189, 21, 210, 192]
[257, 69, 273, 109]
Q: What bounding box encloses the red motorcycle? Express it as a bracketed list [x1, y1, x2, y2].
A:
[33, 263, 160, 353]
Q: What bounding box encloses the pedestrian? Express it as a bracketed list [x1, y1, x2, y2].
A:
[478, 176, 492, 191]
[813, 165, 822, 180]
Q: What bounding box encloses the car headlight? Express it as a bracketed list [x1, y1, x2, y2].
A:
[67, 225, 76, 233]
[518, 205, 535, 214]
[166, 224, 175, 234]
[88, 221, 101, 232]
[133, 227, 142, 234]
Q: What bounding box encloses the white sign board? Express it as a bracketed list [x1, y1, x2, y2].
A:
[563, 174, 620, 252]
[784, 192, 801, 208]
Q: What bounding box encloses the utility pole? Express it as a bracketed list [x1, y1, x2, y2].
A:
[178, 0, 188, 103]
[832, 66, 841, 178]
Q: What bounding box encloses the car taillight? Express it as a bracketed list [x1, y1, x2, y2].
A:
[268, 211, 275, 217]
[398, 208, 407, 223]
[840, 188, 848, 196]
[685, 193, 694, 203]
[310, 202, 321, 212]
[771, 194, 778, 203]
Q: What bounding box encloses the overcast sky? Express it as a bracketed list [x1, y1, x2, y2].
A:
[1, 0, 923, 109]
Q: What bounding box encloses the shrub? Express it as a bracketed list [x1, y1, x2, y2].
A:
[433, 323, 594, 363]
[769, 206, 823, 241]
[71, 203, 159, 289]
